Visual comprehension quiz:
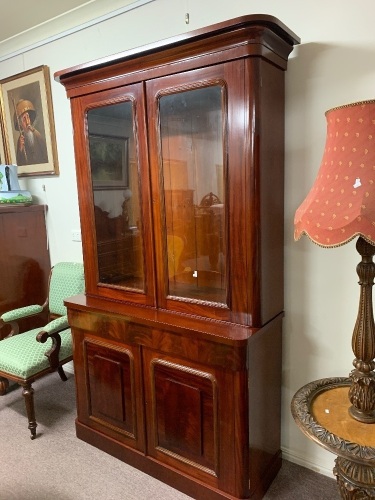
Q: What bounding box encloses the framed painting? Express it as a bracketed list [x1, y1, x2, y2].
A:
[0, 65, 59, 176]
[89, 133, 129, 190]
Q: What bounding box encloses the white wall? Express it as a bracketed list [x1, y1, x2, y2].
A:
[1, 0, 374, 479]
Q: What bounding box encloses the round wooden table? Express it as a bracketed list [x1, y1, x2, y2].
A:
[291, 377, 375, 499]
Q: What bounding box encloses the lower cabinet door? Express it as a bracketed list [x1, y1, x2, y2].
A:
[143, 349, 220, 485]
[83, 336, 145, 451]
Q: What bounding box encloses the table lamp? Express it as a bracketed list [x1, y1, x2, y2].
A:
[294, 99, 375, 423]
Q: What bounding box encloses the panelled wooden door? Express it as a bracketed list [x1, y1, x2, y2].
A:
[81, 336, 145, 451]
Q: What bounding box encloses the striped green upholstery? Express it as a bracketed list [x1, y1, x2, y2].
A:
[0, 327, 72, 378]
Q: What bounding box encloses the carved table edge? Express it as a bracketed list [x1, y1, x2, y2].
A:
[291, 377, 375, 465]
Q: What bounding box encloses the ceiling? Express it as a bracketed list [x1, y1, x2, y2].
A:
[0, 0, 144, 59]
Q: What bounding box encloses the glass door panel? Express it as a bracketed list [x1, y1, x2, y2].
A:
[159, 85, 226, 304]
[87, 101, 144, 291]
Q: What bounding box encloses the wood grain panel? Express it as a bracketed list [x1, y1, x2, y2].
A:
[146, 354, 218, 476]
[85, 339, 139, 441]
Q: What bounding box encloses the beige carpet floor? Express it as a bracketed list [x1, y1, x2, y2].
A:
[0, 372, 340, 499]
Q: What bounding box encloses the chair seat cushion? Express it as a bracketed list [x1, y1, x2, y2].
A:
[0, 328, 72, 379]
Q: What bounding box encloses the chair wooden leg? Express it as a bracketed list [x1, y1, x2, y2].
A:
[21, 382, 37, 439]
[0, 376, 9, 395]
[57, 366, 68, 381]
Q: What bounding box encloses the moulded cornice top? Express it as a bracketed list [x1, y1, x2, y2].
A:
[54, 14, 300, 84]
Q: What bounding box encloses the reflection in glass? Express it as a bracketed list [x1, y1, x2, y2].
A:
[87, 101, 144, 290]
[159, 85, 226, 304]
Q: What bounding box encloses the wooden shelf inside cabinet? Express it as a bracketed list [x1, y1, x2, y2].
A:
[57, 14, 299, 500]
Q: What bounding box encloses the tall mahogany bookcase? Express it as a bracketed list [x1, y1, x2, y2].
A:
[56, 15, 299, 499]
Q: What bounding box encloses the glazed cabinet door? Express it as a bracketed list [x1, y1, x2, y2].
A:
[75, 334, 145, 451]
[146, 61, 252, 324]
[70, 83, 155, 306]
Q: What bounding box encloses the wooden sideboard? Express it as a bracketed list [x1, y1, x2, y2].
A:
[56, 15, 300, 500]
[0, 205, 51, 337]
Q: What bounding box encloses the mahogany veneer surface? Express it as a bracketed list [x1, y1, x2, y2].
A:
[58, 15, 299, 500]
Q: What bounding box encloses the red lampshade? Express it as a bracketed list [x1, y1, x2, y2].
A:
[294, 100, 375, 247]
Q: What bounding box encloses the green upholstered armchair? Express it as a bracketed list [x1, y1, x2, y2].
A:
[0, 262, 85, 439]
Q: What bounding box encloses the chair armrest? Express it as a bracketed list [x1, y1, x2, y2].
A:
[0, 304, 44, 337]
[36, 316, 70, 369]
[38, 316, 69, 334]
[1, 304, 44, 323]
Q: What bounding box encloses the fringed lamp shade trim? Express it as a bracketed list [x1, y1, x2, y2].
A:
[294, 100, 375, 248]
[295, 230, 375, 249]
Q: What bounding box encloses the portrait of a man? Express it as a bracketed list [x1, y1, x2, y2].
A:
[14, 98, 48, 166]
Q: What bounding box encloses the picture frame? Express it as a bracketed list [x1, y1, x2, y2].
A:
[0, 92, 9, 165]
[89, 133, 129, 190]
[0, 122, 6, 165]
[0, 65, 59, 176]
